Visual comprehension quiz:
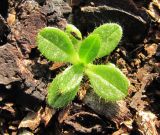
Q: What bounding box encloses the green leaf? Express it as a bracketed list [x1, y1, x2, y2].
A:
[86, 63, 130, 101]
[79, 34, 101, 64]
[92, 23, 122, 58]
[47, 64, 84, 108]
[37, 27, 78, 63]
[65, 24, 82, 46]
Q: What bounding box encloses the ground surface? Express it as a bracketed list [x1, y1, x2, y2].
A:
[0, 0, 160, 134]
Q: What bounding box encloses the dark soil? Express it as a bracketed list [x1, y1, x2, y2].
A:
[0, 0, 160, 135]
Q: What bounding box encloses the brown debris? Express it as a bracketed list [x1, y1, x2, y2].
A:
[145, 43, 158, 58]
[19, 107, 55, 132]
[0, 15, 10, 44]
[83, 90, 131, 124]
[0, 103, 16, 120]
[136, 111, 158, 135]
[41, 107, 55, 126]
[10, 0, 46, 56]
[58, 104, 107, 134]
[74, 0, 150, 43]
[147, 0, 160, 23]
[18, 111, 41, 131]
[112, 124, 130, 135]
[0, 44, 21, 85]
[7, 12, 16, 26]
[66, 0, 81, 6]
[49, 62, 66, 70]
[0, 44, 48, 110]
[42, 0, 71, 28]
[130, 65, 156, 111]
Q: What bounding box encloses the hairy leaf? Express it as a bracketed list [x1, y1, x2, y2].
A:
[79, 34, 101, 64]
[92, 23, 122, 58]
[47, 64, 84, 108]
[86, 63, 129, 101]
[37, 27, 78, 62]
[65, 24, 82, 46]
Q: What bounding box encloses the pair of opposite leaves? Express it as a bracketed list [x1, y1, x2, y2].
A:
[37, 23, 130, 108]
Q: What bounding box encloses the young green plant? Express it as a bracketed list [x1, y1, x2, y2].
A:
[37, 23, 130, 108]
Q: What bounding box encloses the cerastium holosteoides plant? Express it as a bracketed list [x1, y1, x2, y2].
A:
[37, 23, 130, 108]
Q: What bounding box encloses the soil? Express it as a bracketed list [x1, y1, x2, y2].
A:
[0, 0, 160, 135]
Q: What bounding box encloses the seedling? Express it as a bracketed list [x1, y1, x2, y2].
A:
[37, 23, 130, 108]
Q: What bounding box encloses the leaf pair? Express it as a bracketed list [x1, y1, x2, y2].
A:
[37, 23, 130, 108]
[37, 23, 122, 63]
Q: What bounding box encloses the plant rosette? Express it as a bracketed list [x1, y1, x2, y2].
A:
[37, 23, 130, 108]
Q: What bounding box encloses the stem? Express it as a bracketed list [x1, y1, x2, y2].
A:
[70, 52, 81, 65]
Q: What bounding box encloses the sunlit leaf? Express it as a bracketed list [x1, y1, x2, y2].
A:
[79, 34, 100, 64]
[86, 63, 129, 101]
[47, 64, 84, 108]
[37, 27, 78, 62]
[92, 23, 122, 58]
